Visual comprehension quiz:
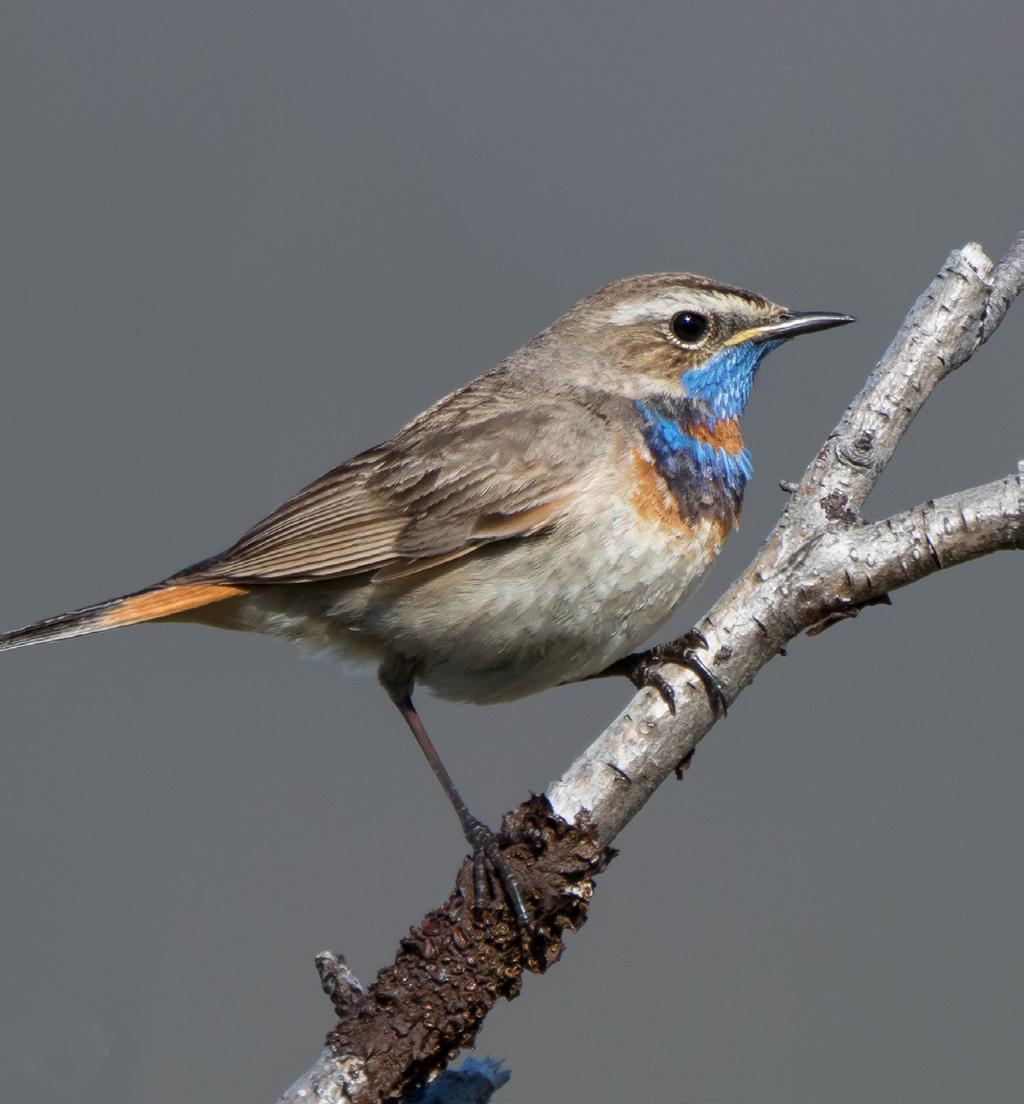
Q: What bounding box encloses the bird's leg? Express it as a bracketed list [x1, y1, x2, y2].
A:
[394, 695, 529, 927]
[591, 629, 729, 719]
[381, 669, 529, 927]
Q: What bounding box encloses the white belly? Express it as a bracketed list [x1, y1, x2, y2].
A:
[356, 498, 722, 703]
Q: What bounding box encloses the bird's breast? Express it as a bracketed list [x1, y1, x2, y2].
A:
[395, 489, 728, 702]
[633, 402, 749, 535]
[627, 446, 733, 546]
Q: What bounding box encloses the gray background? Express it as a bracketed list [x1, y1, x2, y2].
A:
[1, 3, 1021, 1102]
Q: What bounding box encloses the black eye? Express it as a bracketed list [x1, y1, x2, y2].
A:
[669, 311, 709, 344]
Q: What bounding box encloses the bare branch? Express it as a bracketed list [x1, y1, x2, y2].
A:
[275, 231, 1024, 1103]
[980, 228, 1024, 344]
[792, 243, 991, 524]
[852, 475, 1023, 584]
[281, 1054, 509, 1104]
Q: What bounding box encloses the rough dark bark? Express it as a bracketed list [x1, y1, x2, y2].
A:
[323, 798, 609, 1095]
[278, 229, 1023, 1104]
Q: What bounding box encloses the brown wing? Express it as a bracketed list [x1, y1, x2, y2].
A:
[186, 397, 607, 585]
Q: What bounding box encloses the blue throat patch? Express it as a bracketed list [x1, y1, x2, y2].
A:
[633, 339, 781, 518]
[679, 338, 780, 422]
[636, 402, 752, 495]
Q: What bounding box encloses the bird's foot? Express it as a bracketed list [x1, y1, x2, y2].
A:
[460, 814, 530, 928]
[621, 629, 729, 718]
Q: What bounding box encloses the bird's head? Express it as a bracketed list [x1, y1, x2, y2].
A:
[554, 273, 853, 421]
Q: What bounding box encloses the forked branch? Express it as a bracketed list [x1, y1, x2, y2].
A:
[279, 230, 1023, 1104]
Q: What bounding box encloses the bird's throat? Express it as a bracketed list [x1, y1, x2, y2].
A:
[635, 398, 751, 527]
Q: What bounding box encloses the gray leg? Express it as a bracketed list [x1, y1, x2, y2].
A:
[379, 661, 529, 927]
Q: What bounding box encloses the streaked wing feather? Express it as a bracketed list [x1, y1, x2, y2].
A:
[189, 399, 606, 584]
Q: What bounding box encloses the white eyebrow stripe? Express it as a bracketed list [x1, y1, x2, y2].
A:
[605, 289, 748, 325]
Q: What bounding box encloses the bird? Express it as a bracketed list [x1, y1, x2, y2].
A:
[1, 274, 853, 923]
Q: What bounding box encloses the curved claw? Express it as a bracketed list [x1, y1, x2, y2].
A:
[677, 646, 729, 718]
[619, 628, 728, 718]
[628, 662, 677, 714]
[463, 817, 530, 928]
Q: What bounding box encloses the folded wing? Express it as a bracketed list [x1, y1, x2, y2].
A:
[185, 396, 607, 585]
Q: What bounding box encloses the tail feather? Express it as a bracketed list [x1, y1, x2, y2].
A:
[0, 582, 249, 653]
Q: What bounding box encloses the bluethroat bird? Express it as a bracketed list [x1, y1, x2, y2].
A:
[1, 275, 852, 923]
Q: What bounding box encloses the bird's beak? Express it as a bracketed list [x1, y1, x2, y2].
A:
[727, 311, 856, 346]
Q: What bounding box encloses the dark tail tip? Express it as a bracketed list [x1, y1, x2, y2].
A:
[0, 598, 124, 653]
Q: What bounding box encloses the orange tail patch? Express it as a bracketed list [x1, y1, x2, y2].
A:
[100, 582, 249, 628]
